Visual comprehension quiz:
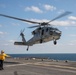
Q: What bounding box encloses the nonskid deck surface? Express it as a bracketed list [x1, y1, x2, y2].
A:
[0, 58, 76, 75]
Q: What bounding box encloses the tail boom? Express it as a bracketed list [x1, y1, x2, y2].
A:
[14, 42, 26, 45]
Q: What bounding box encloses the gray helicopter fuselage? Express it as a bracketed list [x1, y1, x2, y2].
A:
[26, 27, 61, 46]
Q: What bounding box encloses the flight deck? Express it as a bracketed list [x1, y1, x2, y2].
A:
[0, 58, 76, 75]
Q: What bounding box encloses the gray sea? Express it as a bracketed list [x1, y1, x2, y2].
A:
[9, 54, 76, 61]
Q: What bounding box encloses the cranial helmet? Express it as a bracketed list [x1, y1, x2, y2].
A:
[1, 50, 4, 53]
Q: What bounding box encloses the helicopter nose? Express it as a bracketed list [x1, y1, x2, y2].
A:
[58, 31, 61, 35]
[56, 31, 62, 36]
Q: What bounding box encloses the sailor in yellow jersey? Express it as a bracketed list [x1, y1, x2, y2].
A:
[0, 50, 10, 70]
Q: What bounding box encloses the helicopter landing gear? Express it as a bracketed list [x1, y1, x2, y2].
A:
[40, 39, 43, 43]
[54, 40, 57, 45]
[26, 46, 29, 51]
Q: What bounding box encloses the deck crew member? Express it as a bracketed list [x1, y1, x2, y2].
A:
[0, 50, 10, 70]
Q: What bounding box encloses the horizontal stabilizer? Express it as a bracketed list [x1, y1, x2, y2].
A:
[14, 42, 26, 45]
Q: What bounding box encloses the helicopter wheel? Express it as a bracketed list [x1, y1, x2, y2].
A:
[26, 46, 29, 51]
[54, 40, 57, 45]
[40, 39, 43, 43]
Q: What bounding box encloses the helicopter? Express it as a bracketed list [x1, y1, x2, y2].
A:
[0, 11, 71, 51]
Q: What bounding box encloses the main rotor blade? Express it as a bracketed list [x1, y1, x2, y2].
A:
[0, 14, 40, 24]
[28, 25, 40, 28]
[48, 11, 72, 23]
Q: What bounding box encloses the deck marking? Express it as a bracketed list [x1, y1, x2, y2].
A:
[5, 62, 76, 70]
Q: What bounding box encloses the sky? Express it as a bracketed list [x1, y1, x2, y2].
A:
[0, 0, 76, 54]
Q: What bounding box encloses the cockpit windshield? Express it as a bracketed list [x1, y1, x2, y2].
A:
[54, 28, 59, 31]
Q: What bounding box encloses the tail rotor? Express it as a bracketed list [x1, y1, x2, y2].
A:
[20, 28, 25, 36]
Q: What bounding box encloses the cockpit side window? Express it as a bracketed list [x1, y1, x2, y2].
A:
[42, 29, 44, 35]
[46, 28, 48, 32]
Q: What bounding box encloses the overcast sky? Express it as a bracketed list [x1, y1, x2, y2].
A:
[0, 0, 76, 54]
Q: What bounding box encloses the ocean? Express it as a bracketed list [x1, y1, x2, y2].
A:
[9, 54, 76, 61]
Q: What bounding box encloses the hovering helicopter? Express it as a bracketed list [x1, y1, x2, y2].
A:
[0, 11, 71, 51]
